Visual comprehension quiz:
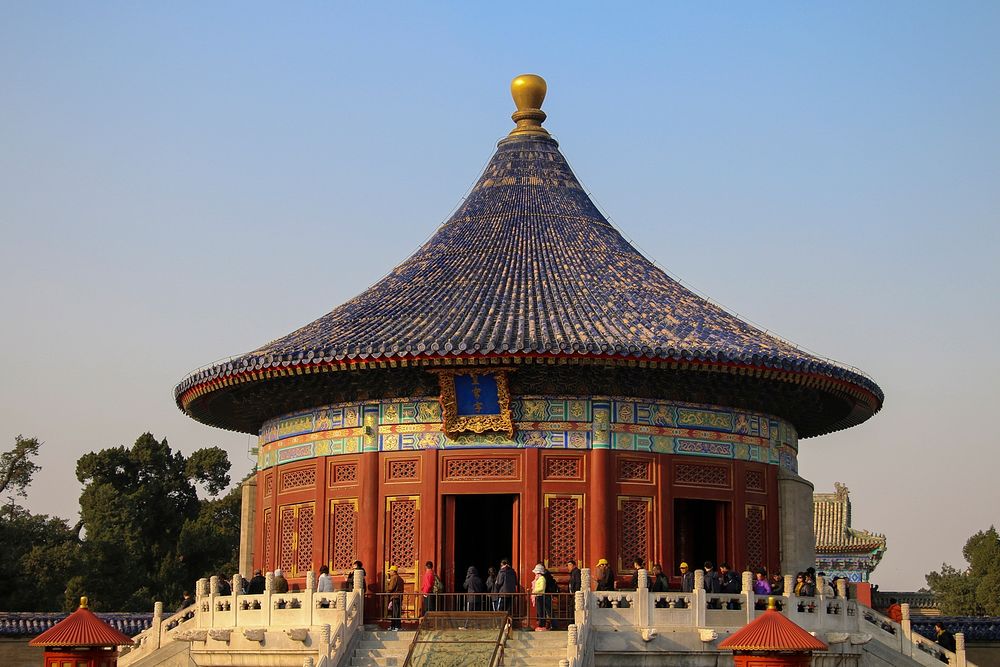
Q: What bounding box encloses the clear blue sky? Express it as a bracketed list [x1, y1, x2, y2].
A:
[1, 2, 997, 591]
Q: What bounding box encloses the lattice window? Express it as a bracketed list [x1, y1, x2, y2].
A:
[263, 508, 273, 570]
[618, 459, 651, 482]
[264, 473, 274, 497]
[388, 459, 419, 480]
[745, 505, 766, 570]
[746, 469, 765, 493]
[388, 498, 418, 571]
[545, 496, 581, 567]
[280, 466, 316, 492]
[330, 501, 358, 571]
[444, 458, 517, 480]
[278, 506, 296, 573]
[618, 498, 651, 570]
[544, 457, 581, 479]
[674, 463, 730, 488]
[333, 463, 357, 484]
[296, 504, 314, 575]
[277, 502, 315, 576]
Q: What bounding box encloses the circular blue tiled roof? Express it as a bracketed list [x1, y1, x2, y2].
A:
[176, 111, 882, 436]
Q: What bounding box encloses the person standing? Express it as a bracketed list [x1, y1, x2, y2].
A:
[463, 566, 486, 611]
[247, 569, 266, 595]
[273, 568, 289, 594]
[650, 563, 669, 608]
[495, 558, 518, 613]
[935, 622, 956, 652]
[595, 558, 615, 608]
[769, 573, 784, 596]
[719, 563, 740, 594]
[703, 561, 721, 593]
[631, 558, 651, 590]
[595, 559, 615, 591]
[352, 560, 367, 593]
[485, 566, 498, 597]
[886, 598, 902, 622]
[531, 564, 550, 630]
[420, 561, 437, 614]
[566, 560, 582, 594]
[317, 565, 334, 593]
[679, 562, 694, 593]
[386, 565, 404, 631]
[753, 569, 771, 595]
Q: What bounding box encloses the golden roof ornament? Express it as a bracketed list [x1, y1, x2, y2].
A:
[509, 74, 549, 136]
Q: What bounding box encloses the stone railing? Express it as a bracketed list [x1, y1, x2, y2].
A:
[578, 570, 974, 667]
[119, 569, 366, 667]
[562, 567, 595, 667]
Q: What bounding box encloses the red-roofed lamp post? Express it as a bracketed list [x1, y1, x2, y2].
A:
[28, 597, 134, 667]
[719, 597, 829, 667]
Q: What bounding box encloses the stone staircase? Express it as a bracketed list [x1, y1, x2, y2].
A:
[350, 629, 415, 667]
[503, 630, 567, 667]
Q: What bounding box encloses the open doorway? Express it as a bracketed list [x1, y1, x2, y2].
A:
[674, 499, 729, 569]
[448, 494, 517, 590]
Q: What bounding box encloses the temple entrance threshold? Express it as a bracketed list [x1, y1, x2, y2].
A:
[674, 499, 730, 569]
[445, 494, 518, 590]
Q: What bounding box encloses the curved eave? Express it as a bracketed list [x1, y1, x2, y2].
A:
[175, 351, 882, 436]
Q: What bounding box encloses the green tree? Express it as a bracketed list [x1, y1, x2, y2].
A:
[76, 433, 235, 611]
[926, 526, 1000, 616]
[0, 435, 41, 504]
[0, 436, 84, 612]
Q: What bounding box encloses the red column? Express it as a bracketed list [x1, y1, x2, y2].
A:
[589, 449, 614, 569]
[358, 452, 379, 585]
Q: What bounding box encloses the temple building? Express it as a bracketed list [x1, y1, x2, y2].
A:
[814, 483, 887, 582]
[175, 74, 883, 594]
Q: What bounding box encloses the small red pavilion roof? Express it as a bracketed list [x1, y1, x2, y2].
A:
[719, 606, 828, 652]
[29, 598, 135, 648]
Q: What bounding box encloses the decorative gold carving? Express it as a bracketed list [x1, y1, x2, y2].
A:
[432, 368, 514, 439]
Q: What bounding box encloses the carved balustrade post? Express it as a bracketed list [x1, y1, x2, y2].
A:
[306, 570, 316, 591]
[197, 577, 210, 599]
[901, 603, 912, 641]
[956, 632, 966, 667]
[836, 578, 847, 599]
[353, 569, 365, 624]
[742, 571, 754, 623]
[581, 567, 592, 591]
[816, 575, 827, 600]
[783, 574, 794, 598]
[319, 623, 332, 660]
[264, 572, 275, 626]
[153, 601, 164, 650]
[693, 569, 706, 626]
[637, 569, 649, 628]
[337, 590, 349, 624]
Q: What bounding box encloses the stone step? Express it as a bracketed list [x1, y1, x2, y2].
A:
[351, 658, 406, 667]
[503, 658, 563, 667]
[364, 630, 416, 640]
[355, 648, 410, 658]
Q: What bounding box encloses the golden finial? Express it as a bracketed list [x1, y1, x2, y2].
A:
[509, 74, 549, 136]
[767, 596, 776, 610]
[80, 596, 89, 609]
